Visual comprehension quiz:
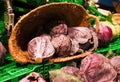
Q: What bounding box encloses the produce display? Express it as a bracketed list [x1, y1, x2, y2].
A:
[8, 2, 98, 64]
[49, 53, 120, 82]
[27, 22, 98, 63]
[20, 53, 120, 82]
[0, 0, 120, 82]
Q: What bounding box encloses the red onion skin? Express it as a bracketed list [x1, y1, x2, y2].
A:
[98, 24, 113, 47]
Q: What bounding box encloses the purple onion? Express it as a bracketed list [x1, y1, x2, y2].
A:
[98, 24, 113, 47]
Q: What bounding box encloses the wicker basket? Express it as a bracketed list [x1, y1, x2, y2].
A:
[8, 2, 99, 64]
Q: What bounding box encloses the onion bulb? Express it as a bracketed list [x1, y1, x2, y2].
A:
[98, 24, 113, 47]
[101, 21, 120, 39]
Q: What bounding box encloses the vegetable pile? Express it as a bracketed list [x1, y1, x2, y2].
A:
[1, 1, 120, 82]
[27, 23, 98, 63]
[49, 53, 120, 82]
[21, 53, 120, 82]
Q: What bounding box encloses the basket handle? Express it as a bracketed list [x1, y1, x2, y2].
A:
[87, 14, 99, 32]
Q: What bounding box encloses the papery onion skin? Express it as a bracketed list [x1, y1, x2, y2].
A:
[98, 24, 113, 47]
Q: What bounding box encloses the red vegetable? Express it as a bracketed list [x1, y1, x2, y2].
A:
[50, 23, 68, 35]
[27, 34, 55, 63]
[51, 34, 71, 57]
[98, 24, 113, 47]
[79, 53, 117, 82]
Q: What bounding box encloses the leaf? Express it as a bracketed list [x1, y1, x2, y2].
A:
[106, 14, 113, 23]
